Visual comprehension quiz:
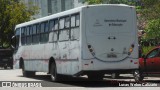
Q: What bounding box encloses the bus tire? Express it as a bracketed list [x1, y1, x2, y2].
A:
[22, 61, 35, 77]
[133, 70, 143, 82]
[50, 62, 60, 82]
[87, 74, 104, 81]
[111, 73, 119, 79]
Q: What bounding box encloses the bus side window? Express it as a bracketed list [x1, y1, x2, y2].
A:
[36, 24, 40, 44]
[15, 28, 20, 49]
[59, 18, 65, 30]
[71, 14, 80, 40]
[40, 21, 49, 43]
[26, 26, 30, 45]
[65, 16, 70, 29]
[29, 26, 33, 44]
[32, 24, 39, 44]
[53, 19, 58, 42]
[49, 20, 54, 31]
[65, 16, 70, 39]
[44, 21, 49, 42]
[55, 19, 58, 30]
[26, 26, 32, 45]
[21, 27, 26, 45]
[71, 15, 76, 27]
[76, 14, 80, 27]
[24, 27, 27, 44]
[59, 17, 70, 41]
[40, 22, 45, 43]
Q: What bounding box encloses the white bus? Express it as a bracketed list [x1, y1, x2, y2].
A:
[13, 4, 140, 81]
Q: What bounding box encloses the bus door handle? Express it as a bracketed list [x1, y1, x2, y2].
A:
[108, 36, 116, 40]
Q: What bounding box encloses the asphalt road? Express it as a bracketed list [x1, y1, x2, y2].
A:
[0, 68, 160, 88]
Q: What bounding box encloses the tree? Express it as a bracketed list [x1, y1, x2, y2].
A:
[140, 0, 160, 42]
[85, 0, 137, 5]
[0, 0, 38, 48]
[145, 19, 160, 38]
[140, 0, 160, 20]
[84, 0, 103, 4]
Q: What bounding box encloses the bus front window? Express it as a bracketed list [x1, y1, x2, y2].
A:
[12, 28, 20, 50]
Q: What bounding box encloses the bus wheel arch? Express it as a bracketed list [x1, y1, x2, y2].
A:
[48, 57, 55, 74]
[20, 57, 35, 77]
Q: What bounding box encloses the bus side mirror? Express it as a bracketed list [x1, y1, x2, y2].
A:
[11, 36, 15, 49]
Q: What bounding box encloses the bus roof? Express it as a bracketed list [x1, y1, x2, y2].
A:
[15, 4, 132, 29]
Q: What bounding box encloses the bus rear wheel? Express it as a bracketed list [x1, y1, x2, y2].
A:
[133, 70, 143, 82]
[50, 62, 61, 82]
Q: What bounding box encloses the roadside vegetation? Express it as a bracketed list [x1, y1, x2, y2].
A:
[0, 0, 38, 48]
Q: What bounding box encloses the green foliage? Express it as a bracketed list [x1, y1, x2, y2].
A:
[85, 0, 103, 4]
[139, 0, 160, 45]
[0, 0, 38, 47]
[85, 0, 137, 5]
[141, 0, 158, 8]
[145, 19, 160, 40]
[141, 0, 160, 21]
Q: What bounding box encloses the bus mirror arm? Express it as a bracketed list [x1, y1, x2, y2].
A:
[11, 45, 15, 49]
[12, 36, 15, 39]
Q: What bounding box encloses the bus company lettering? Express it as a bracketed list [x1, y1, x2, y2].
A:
[104, 19, 127, 27]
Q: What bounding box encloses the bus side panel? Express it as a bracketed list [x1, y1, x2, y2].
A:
[129, 8, 139, 69]
[55, 41, 81, 75]
[17, 44, 51, 72]
[80, 7, 94, 71]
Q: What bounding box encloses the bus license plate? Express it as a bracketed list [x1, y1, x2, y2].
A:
[107, 53, 117, 58]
